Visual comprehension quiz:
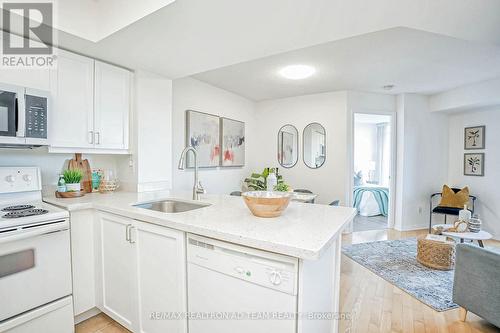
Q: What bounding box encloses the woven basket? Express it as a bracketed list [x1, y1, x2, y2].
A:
[417, 237, 456, 270]
[98, 179, 119, 193]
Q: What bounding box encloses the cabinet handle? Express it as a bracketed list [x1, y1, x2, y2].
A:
[95, 132, 101, 145]
[88, 131, 94, 144]
[129, 226, 136, 244]
[125, 224, 131, 242]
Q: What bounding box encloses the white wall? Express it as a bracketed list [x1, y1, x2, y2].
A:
[130, 70, 173, 192]
[172, 77, 257, 195]
[395, 94, 449, 231]
[448, 109, 500, 239]
[255, 91, 348, 205]
[0, 148, 122, 190]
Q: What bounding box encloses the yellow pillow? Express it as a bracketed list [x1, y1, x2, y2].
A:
[438, 185, 469, 209]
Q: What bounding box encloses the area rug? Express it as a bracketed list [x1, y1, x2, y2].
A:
[342, 238, 456, 311]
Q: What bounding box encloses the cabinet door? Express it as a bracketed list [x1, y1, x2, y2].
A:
[70, 210, 96, 316]
[94, 61, 130, 150]
[134, 222, 187, 333]
[97, 213, 137, 331]
[50, 50, 94, 148]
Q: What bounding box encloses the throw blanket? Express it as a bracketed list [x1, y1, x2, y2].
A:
[353, 186, 389, 216]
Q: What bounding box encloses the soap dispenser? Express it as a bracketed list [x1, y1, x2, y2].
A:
[266, 169, 277, 191]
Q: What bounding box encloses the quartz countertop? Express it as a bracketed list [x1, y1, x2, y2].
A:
[43, 191, 355, 260]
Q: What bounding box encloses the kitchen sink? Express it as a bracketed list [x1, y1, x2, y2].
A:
[133, 199, 210, 213]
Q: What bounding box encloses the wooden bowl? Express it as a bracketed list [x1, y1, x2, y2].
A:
[242, 191, 292, 218]
[55, 190, 85, 198]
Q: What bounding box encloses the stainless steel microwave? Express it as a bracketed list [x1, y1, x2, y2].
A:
[0, 83, 50, 147]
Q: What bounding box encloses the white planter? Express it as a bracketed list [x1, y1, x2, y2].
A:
[66, 183, 81, 192]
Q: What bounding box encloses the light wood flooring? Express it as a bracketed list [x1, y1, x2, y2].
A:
[339, 228, 500, 333]
[75, 313, 130, 333]
[353, 214, 388, 232]
[76, 228, 500, 333]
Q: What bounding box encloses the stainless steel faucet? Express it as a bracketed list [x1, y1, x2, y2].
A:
[178, 146, 206, 200]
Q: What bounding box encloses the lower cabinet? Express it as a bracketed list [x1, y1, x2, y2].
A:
[70, 210, 97, 316]
[95, 212, 187, 333]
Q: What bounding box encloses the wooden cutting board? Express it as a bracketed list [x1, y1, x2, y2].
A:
[68, 153, 92, 193]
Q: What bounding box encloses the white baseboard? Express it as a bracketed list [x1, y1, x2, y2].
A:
[74, 307, 101, 324]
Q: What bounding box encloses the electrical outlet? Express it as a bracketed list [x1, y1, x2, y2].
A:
[418, 207, 423, 214]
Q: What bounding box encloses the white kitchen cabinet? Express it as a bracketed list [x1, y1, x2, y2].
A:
[69, 210, 96, 316]
[96, 213, 138, 331]
[134, 222, 187, 333]
[95, 212, 187, 333]
[49, 50, 94, 149]
[50, 51, 131, 152]
[94, 61, 131, 150]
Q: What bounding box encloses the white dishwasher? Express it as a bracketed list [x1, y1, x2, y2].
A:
[187, 234, 299, 333]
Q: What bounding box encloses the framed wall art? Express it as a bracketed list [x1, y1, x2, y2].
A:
[464, 153, 484, 176]
[220, 117, 245, 167]
[464, 126, 485, 150]
[185, 110, 220, 167]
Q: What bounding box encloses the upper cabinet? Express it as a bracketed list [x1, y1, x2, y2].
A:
[94, 61, 131, 150]
[50, 50, 132, 153]
[50, 50, 95, 149]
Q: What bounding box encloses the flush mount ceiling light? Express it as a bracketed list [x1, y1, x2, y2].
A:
[278, 65, 316, 80]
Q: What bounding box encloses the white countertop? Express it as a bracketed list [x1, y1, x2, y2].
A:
[43, 191, 355, 260]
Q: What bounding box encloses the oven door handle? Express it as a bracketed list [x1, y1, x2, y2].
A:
[0, 221, 68, 245]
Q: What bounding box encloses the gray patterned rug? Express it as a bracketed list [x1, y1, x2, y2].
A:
[342, 238, 456, 311]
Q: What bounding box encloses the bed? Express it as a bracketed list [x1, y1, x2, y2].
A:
[353, 185, 389, 217]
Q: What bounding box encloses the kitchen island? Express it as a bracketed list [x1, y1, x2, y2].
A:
[44, 191, 355, 333]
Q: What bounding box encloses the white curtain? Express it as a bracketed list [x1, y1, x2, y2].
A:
[376, 122, 391, 187]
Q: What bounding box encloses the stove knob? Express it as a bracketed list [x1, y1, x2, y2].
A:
[23, 174, 32, 182]
[269, 270, 282, 285]
[5, 175, 16, 183]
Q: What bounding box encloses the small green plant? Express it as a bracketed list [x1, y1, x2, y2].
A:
[244, 168, 284, 191]
[274, 182, 290, 192]
[63, 169, 83, 184]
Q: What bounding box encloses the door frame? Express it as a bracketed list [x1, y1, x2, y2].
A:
[346, 108, 397, 231]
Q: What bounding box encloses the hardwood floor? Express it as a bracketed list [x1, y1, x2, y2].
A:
[76, 228, 499, 333]
[75, 313, 130, 333]
[339, 228, 500, 333]
[353, 214, 388, 232]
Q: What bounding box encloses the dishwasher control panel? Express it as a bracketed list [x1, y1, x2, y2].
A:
[187, 234, 299, 295]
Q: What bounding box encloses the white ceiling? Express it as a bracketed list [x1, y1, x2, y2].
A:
[55, 0, 177, 42]
[50, 0, 500, 79]
[192, 27, 500, 101]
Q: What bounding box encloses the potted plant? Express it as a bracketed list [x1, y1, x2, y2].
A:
[63, 169, 83, 192]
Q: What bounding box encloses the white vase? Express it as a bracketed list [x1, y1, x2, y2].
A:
[66, 183, 81, 192]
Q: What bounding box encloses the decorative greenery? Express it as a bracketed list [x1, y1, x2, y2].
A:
[274, 182, 290, 192]
[244, 168, 284, 191]
[63, 169, 83, 184]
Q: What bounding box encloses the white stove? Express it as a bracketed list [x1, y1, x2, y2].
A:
[0, 167, 73, 333]
[0, 201, 69, 227]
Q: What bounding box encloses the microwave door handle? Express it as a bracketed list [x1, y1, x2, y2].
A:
[0, 223, 68, 245]
[16, 92, 26, 137]
[14, 97, 18, 132]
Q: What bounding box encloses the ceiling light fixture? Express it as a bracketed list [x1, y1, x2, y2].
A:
[279, 65, 316, 80]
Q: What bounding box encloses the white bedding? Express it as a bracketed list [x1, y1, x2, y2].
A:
[357, 191, 382, 217]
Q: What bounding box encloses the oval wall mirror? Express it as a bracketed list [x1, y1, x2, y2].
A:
[303, 123, 326, 169]
[277, 125, 299, 168]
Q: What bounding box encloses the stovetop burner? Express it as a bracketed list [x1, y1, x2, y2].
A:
[1, 204, 36, 212]
[2, 209, 49, 219]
